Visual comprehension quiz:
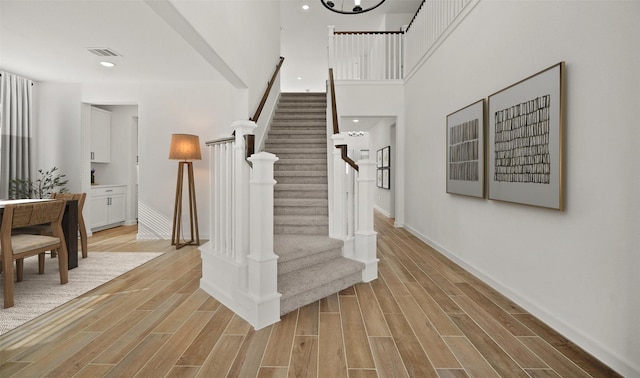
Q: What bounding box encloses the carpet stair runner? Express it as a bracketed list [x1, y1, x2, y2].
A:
[264, 92, 364, 315]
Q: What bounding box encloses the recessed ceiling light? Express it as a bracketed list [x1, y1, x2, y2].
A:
[297, 77, 302, 80]
[100, 61, 115, 67]
[352, 119, 360, 123]
[302, 4, 310, 10]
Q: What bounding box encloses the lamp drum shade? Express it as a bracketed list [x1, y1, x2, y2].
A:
[169, 134, 202, 160]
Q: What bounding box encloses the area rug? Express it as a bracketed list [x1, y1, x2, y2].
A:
[0, 252, 162, 335]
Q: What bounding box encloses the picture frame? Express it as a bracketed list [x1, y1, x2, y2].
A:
[376, 169, 383, 188]
[382, 146, 390, 168]
[446, 99, 485, 198]
[377, 149, 383, 168]
[382, 168, 390, 189]
[488, 62, 565, 210]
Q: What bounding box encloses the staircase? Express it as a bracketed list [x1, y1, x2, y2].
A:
[264, 92, 364, 315]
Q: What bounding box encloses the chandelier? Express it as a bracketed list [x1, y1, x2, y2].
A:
[320, 0, 387, 14]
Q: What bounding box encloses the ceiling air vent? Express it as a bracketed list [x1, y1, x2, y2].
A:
[86, 48, 121, 57]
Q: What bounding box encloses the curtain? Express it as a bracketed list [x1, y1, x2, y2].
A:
[0, 72, 33, 198]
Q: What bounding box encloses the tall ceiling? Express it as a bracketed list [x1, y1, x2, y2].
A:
[0, 0, 421, 90]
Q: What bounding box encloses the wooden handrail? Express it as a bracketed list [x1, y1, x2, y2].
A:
[250, 56, 285, 123]
[205, 137, 234, 146]
[328, 68, 340, 135]
[334, 31, 404, 35]
[336, 145, 359, 171]
[328, 68, 359, 172]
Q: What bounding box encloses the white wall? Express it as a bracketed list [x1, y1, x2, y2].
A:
[382, 13, 412, 31]
[369, 119, 395, 217]
[403, 1, 640, 376]
[136, 81, 237, 240]
[170, 0, 281, 118]
[81, 79, 238, 240]
[334, 81, 405, 226]
[34, 83, 83, 192]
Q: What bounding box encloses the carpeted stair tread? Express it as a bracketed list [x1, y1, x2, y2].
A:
[274, 198, 328, 207]
[278, 257, 362, 296]
[275, 225, 329, 235]
[270, 153, 326, 159]
[274, 191, 327, 199]
[275, 234, 342, 274]
[268, 147, 327, 153]
[278, 257, 364, 315]
[273, 114, 325, 120]
[275, 171, 327, 177]
[274, 215, 329, 226]
[267, 131, 325, 136]
[275, 184, 327, 191]
[277, 103, 326, 109]
[274, 206, 328, 216]
[276, 158, 326, 165]
[266, 138, 326, 144]
[276, 108, 325, 114]
[271, 125, 325, 130]
[274, 234, 343, 262]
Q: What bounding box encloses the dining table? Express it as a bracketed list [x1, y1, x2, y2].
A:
[0, 198, 79, 269]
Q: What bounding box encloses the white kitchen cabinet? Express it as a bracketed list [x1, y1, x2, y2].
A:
[91, 185, 126, 230]
[90, 106, 111, 163]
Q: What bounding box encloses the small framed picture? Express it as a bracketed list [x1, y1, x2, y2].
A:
[382, 168, 390, 190]
[377, 169, 383, 188]
[382, 146, 390, 168]
[377, 149, 383, 168]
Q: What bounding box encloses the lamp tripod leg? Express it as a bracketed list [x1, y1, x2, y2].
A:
[172, 161, 199, 249]
[172, 162, 184, 247]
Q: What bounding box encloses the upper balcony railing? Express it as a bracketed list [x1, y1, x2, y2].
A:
[328, 0, 475, 81]
[328, 27, 403, 81]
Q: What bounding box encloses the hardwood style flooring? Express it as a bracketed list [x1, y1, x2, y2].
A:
[0, 215, 620, 377]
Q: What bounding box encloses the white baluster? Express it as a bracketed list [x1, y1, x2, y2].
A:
[225, 140, 232, 257]
[330, 134, 347, 239]
[231, 120, 256, 265]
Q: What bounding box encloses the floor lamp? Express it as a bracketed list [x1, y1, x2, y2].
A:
[169, 133, 201, 249]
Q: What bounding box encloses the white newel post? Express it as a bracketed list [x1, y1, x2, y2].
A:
[246, 151, 281, 329]
[232, 120, 256, 270]
[330, 134, 346, 240]
[354, 159, 378, 282]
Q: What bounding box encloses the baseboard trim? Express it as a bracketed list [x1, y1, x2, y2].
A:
[373, 205, 390, 218]
[401, 223, 637, 377]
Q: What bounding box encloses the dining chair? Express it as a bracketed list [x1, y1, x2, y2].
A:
[1, 199, 68, 308]
[51, 192, 88, 258]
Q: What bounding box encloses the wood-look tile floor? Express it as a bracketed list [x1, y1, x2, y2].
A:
[0, 215, 620, 377]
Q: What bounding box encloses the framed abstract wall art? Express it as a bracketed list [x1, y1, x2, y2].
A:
[488, 62, 565, 210]
[446, 99, 485, 198]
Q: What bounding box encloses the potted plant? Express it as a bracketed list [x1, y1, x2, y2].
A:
[9, 166, 69, 199]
